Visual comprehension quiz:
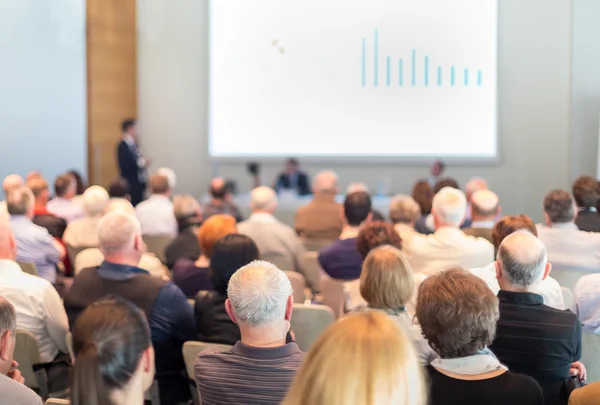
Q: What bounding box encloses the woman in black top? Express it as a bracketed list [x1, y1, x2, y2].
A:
[416, 268, 544, 405]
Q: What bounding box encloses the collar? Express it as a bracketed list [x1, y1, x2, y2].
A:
[578, 207, 598, 213]
[313, 193, 336, 203]
[123, 134, 135, 146]
[550, 222, 578, 230]
[498, 290, 544, 306]
[0, 259, 24, 275]
[97, 260, 149, 280]
[248, 212, 278, 223]
[148, 194, 171, 202]
[470, 220, 495, 229]
[231, 341, 301, 359]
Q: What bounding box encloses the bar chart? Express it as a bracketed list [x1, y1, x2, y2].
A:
[361, 29, 484, 88]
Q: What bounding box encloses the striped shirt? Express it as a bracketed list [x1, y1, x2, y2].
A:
[194, 341, 305, 405]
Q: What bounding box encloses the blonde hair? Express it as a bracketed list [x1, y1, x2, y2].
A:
[283, 311, 426, 405]
[360, 246, 414, 309]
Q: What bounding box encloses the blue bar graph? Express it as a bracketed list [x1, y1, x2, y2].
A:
[437, 66, 442, 86]
[411, 49, 416, 87]
[374, 29, 378, 87]
[451, 66, 455, 86]
[477, 70, 482, 86]
[399, 59, 403, 86]
[361, 38, 366, 87]
[464, 68, 469, 86]
[424, 56, 429, 86]
[386, 56, 391, 86]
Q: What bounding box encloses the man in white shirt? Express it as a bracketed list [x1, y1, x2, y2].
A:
[410, 187, 494, 275]
[135, 172, 177, 236]
[573, 273, 600, 334]
[46, 173, 85, 224]
[0, 175, 23, 222]
[63, 186, 110, 248]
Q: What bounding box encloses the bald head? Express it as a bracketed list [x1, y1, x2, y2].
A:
[313, 171, 339, 195]
[465, 177, 489, 200]
[210, 177, 227, 200]
[250, 186, 277, 213]
[2, 175, 23, 195]
[497, 231, 548, 290]
[471, 189, 500, 220]
[104, 198, 136, 215]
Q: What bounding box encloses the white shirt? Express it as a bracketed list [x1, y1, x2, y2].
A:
[470, 220, 495, 229]
[573, 273, 600, 333]
[409, 227, 494, 275]
[74, 248, 169, 279]
[536, 222, 600, 272]
[135, 194, 177, 236]
[63, 215, 102, 248]
[470, 262, 566, 310]
[0, 260, 68, 363]
[46, 197, 86, 224]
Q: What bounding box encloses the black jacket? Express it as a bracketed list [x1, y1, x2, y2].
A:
[194, 291, 240, 345]
[275, 171, 311, 195]
[575, 209, 600, 233]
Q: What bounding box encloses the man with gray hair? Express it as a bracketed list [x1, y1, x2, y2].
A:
[490, 230, 585, 402]
[389, 194, 422, 249]
[463, 189, 500, 242]
[63, 185, 110, 248]
[135, 172, 177, 236]
[410, 187, 493, 275]
[0, 297, 43, 405]
[537, 189, 600, 272]
[195, 260, 304, 405]
[164, 194, 203, 268]
[0, 174, 23, 221]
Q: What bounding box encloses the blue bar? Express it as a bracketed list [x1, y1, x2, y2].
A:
[399, 59, 403, 86]
[386, 56, 390, 86]
[361, 38, 366, 87]
[437, 66, 442, 86]
[411, 49, 416, 86]
[464, 68, 469, 86]
[477, 70, 482, 86]
[451, 65, 455, 86]
[374, 29, 378, 87]
[424, 56, 429, 86]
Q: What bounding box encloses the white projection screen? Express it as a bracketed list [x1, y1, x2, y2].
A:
[209, 0, 498, 160]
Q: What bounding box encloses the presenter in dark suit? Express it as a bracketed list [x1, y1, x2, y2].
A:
[117, 118, 149, 206]
[275, 158, 310, 196]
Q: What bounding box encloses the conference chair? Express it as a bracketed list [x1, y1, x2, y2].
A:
[304, 251, 324, 277]
[17, 261, 38, 276]
[142, 235, 175, 264]
[290, 304, 335, 351]
[284, 271, 307, 303]
[261, 252, 293, 272]
[319, 275, 345, 318]
[66, 244, 94, 266]
[45, 400, 70, 405]
[65, 332, 74, 363]
[561, 286, 573, 309]
[182, 341, 233, 405]
[582, 330, 600, 383]
[302, 238, 334, 252]
[551, 268, 589, 291]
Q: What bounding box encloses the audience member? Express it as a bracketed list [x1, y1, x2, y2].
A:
[428, 159, 446, 188]
[194, 234, 260, 344]
[46, 173, 85, 223]
[345, 182, 385, 220]
[0, 297, 44, 405]
[172, 214, 236, 297]
[490, 231, 584, 405]
[463, 189, 500, 242]
[412, 180, 434, 235]
[573, 270, 600, 333]
[283, 310, 426, 405]
[572, 176, 600, 232]
[433, 177, 460, 194]
[389, 194, 422, 251]
[318, 191, 372, 280]
[64, 210, 196, 404]
[70, 297, 155, 405]
[67, 170, 86, 196]
[537, 190, 600, 272]
[117, 118, 148, 206]
[7, 186, 64, 284]
[275, 158, 310, 195]
[108, 178, 131, 201]
[465, 177, 489, 201]
[356, 221, 402, 258]
[295, 170, 342, 240]
[156, 167, 177, 190]
[195, 260, 304, 405]
[417, 268, 544, 405]
[164, 194, 203, 269]
[27, 177, 67, 238]
[26, 171, 42, 181]
[410, 187, 493, 275]
[135, 173, 177, 236]
[568, 382, 600, 405]
[63, 186, 110, 248]
[0, 175, 23, 221]
[203, 177, 243, 223]
[238, 187, 319, 292]
[471, 215, 565, 309]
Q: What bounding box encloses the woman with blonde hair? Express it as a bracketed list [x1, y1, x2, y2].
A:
[283, 310, 426, 405]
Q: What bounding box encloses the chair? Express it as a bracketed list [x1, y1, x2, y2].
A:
[581, 330, 600, 383]
[65, 332, 74, 362]
[561, 286, 573, 309]
[551, 268, 589, 291]
[303, 251, 324, 286]
[319, 275, 345, 318]
[142, 235, 175, 264]
[290, 304, 334, 351]
[182, 341, 232, 405]
[45, 400, 70, 405]
[302, 238, 334, 252]
[66, 244, 94, 266]
[17, 261, 38, 276]
[285, 271, 307, 303]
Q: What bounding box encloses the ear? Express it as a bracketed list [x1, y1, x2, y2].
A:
[140, 347, 155, 392]
[541, 262, 552, 280]
[134, 235, 147, 253]
[225, 299, 238, 324]
[339, 205, 346, 224]
[495, 261, 502, 281]
[284, 295, 294, 321]
[365, 211, 374, 224]
[496, 205, 502, 216]
[544, 212, 551, 227]
[0, 330, 11, 362]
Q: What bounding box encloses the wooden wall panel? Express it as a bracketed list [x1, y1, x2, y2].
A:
[87, 0, 136, 187]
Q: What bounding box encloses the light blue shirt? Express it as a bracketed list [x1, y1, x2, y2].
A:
[573, 273, 600, 333]
[10, 215, 61, 283]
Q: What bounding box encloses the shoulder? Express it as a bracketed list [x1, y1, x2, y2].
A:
[570, 384, 600, 405]
[0, 374, 43, 404]
[499, 371, 543, 396]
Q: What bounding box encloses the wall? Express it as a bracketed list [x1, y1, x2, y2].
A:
[0, 0, 87, 195]
[138, 0, 574, 222]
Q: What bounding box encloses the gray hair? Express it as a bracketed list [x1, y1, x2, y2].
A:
[543, 189, 575, 224]
[314, 171, 339, 194]
[389, 195, 421, 224]
[156, 167, 177, 190]
[0, 297, 16, 336]
[432, 187, 467, 226]
[346, 182, 370, 195]
[227, 260, 292, 326]
[82, 186, 110, 216]
[497, 230, 547, 289]
[6, 186, 34, 216]
[98, 211, 142, 255]
[173, 195, 201, 221]
[250, 187, 278, 212]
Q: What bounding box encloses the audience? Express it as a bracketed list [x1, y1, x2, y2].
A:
[345, 182, 385, 221]
[62, 185, 110, 248]
[108, 178, 131, 201]
[194, 234, 260, 344]
[164, 194, 203, 269]
[275, 157, 311, 196]
[356, 221, 402, 258]
[537, 189, 600, 272]
[410, 187, 493, 275]
[194, 260, 304, 405]
[0, 174, 23, 221]
[412, 180, 434, 234]
[463, 189, 500, 242]
[295, 170, 342, 241]
[67, 170, 86, 197]
[0, 297, 44, 405]
[283, 310, 426, 405]
[433, 177, 460, 194]
[135, 173, 177, 236]
[63, 210, 195, 404]
[156, 167, 177, 191]
[318, 191, 372, 280]
[389, 194, 423, 252]
[70, 297, 155, 405]
[27, 177, 67, 239]
[238, 186, 319, 292]
[489, 231, 584, 405]
[572, 176, 600, 232]
[573, 269, 600, 333]
[46, 173, 85, 223]
[417, 268, 544, 405]
[171, 214, 236, 297]
[203, 177, 243, 223]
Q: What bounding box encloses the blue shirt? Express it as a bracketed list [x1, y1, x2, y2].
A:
[318, 238, 363, 280]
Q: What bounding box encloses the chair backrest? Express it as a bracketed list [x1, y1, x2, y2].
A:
[65, 331, 74, 362]
[319, 275, 345, 318]
[561, 286, 573, 309]
[182, 341, 233, 380]
[17, 261, 38, 276]
[261, 252, 293, 271]
[302, 238, 334, 252]
[66, 244, 94, 266]
[551, 269, 588, 291]
[303, 251, 324, 287]
[45, 399, 70, 405]
[290, 304, 335, 351]
[142, 235, 175, 264]
[14, 330, 42, 389]
[582, 330, 600, 383]
[284, 271, 307, 303]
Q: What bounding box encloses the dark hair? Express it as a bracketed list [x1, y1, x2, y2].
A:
[344, 191, 372, 226]
[433, 178, 460, 194]
[411, 180, 433, 215]
[71, 296, 151, 405]
[286, 158, 299, 167]
[54, 174, 74, 197]
[573, 176, 600, 208]
[109, 178, 130, 199]
[435, 160, 446, 171]
[544, 189, 575, 223]
[121, 118, 136, 133]
[356, 221, 402, 258]
[492, 215, 537, 253]
[68, 170, 86, 195]
[209, 234, 260, 295]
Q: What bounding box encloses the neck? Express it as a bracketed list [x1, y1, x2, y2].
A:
[499, 283, 531, 294]
[253, 210, 273, 216]
[110, 373, 145, 405]
[240, 324, 287, 348]
[0, 251, 15, 261]
[103, 253, 141, 267]
[194, 255, 210, 267]
[472, 216, 494, 222]
[340, 225, 360, 239]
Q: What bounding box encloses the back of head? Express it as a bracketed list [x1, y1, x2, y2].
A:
[572, 176, 600, 209]
[416, 268, 498, 358]
[360, 246, 414, 310]
[108, 179, 130, 199]
[344, 191, 372, 226]
[197, 214, 237, 258]
[432, 187, 467, 227]
[54, 173, 76, 198]
[411, 180, 433, 215]
[68, 170, 86, 195]
[83, 186, 110, 217]
[356, 221, 402, 258]
[98, 211, 141, 257]
[6, 186, 34, 216]
[173, 194, 201, 222]
[433, 178, 459, 194]
[150, 174, 170, 195]
[156, 168, 176, 190]
[465, 177, 488, 200]
[0, 297, 16, 373]
[497, 230, 547, 290]
[470, 189, 499, 219]
[71, 297, 153, 405]
[227, 260, 292, 327]
[283, 310, 426, 405]
[26, 177, 49, 201]
[104, 199, 136, 216]
[121, 118, 136, 134]
[313, 171, 339, 195]
[2, 175, 23, 194]
[250, 186, 277, 213]
[543, 189, 575, 224]
[389, 195, 421, 224]
[210, 177, 227, 200]
[210, 234, 260, 296]
[491, 215, 537, 252]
